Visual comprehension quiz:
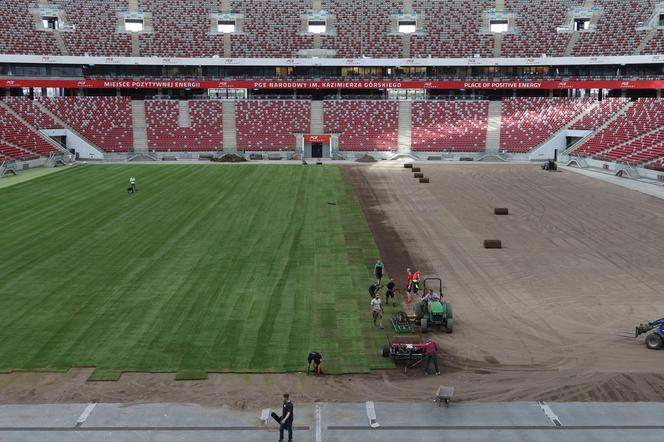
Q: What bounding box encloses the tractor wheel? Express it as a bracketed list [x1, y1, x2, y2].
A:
[443, 302, 453, 319]
[645, 333, 664, 350]
[445, 318, 454, 334]
[415, 303, 423, 320]
[421, 318, 428, 333]
[382, 345, 391, 358]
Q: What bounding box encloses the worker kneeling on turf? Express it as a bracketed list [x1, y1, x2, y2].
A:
[307, 351, 323, 374]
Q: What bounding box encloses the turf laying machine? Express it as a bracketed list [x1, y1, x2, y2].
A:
[635, 316, 664, 349]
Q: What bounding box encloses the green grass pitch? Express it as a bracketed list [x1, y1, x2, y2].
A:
[0, 164, 395, 379]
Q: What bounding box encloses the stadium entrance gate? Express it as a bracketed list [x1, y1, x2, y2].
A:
[303, 134, 331, 159]
[311, 142, 323, 158]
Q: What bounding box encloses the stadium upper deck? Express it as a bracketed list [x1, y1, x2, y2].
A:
[2, 0, 664, 59]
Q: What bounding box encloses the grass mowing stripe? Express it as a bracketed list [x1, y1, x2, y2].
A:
[0, 165, 388, 375]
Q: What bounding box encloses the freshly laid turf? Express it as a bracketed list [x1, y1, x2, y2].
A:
[0, 164, 394, 378]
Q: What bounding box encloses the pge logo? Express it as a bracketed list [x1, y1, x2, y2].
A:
[77, 80, 87, 86]
[621, 82, 630, 88]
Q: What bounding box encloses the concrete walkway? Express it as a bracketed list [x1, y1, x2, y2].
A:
[562, 165, 664, 200]
[0, 402, 662, 441]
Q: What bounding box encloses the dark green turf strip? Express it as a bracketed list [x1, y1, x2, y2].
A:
[0, 164, 391, 375]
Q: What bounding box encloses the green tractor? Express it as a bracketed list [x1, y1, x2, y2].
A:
[416, 278, 453, 333]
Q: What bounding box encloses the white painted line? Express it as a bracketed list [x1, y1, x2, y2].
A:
[315, 403, 322, 442]
[75, 402, 96, 427]
[538, 401, 562, 427]
[260, 408, 270, 424]
[366, 401, 380, 428]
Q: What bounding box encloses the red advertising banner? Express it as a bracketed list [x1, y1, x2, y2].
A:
[303, 134, 331, 143]
[2, 78, 664, 90]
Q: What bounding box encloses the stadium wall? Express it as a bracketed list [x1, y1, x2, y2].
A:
[40, 129, 104, 160]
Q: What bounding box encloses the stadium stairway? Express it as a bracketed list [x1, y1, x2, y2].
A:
[0, 101, 69, 156]
[485, 101, 502, 154]
[564, 31, 581, 56]
[178, 101, 191, 127]
[493, 0, 505, 57]
[33, 101, 106, 155]
[131, 101, 148, 153]
[53, 30, 69, 56]
[397, 101, 412, 155]
[493, 33, 503, 57]
[401, 0, 413, 57]
[310, 101, 324, 134]
[636, 28, 658, 54]
[222, 101, 237, 152]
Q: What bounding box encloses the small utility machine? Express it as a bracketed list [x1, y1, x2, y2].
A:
[635, 316, 664, 349]
[416, 278, 453, 333]
[382, 336, 425, 373]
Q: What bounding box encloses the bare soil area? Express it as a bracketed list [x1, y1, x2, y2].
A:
[347, 162, 664, 402]
[1, 163, 663, 407]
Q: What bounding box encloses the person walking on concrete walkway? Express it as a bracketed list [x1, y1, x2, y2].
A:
[279, 393, 294, 442]
[423, 338, 440, 375]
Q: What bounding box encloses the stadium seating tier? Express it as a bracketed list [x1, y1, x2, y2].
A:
[145, 100, 224, 151]
[39, 97, 133, 152]
[573, 99, 664, 162]
[236, 100, 310, 151]
[500, 97, 592, 153]
[0, 107, 59, 158]
[1, 0, 663, 58]
[411, 101, 489, 152]
[324, 100, 398, 151]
